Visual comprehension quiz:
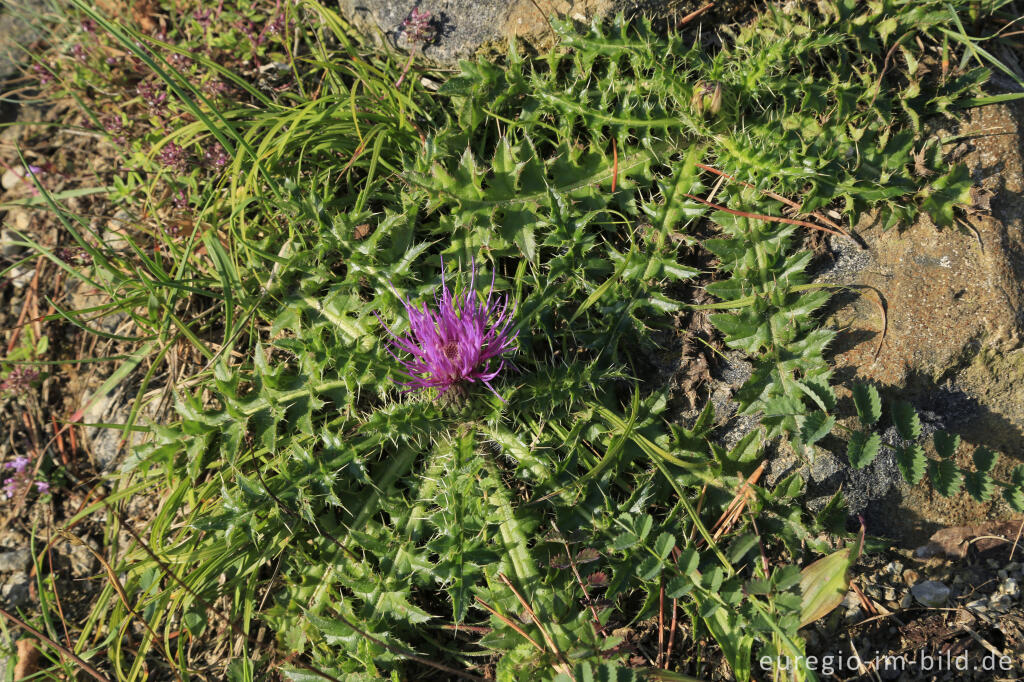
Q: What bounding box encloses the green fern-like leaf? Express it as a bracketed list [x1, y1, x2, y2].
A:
[964, 471, 995, 502]
[896, 444, 927, 485]
[847, 431, 881, 468]
[933, 431, 960, 459]
[973, 446, 999, 473]
[851, 383, 881, 426]
[928, 458, 962, 497]
[1003, 486, 1024, 513]
[800, 411, 835, 446]
[891, 401, 922, 441]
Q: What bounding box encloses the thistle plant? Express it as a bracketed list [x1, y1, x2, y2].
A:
[379, 261, 517, 400]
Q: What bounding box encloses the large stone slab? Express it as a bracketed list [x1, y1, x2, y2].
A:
[805, 101, 1024, 543]
[337, 0, 724, 64]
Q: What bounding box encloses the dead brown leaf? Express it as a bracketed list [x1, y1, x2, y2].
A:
[14, 638, 40, 679]
[915, 519, 1024, 559]
[131, 0, 160, 33]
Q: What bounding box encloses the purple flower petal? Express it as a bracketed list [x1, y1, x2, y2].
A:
[380, 259, 518, 399]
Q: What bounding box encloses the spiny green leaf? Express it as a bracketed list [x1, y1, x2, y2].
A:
[654, 532, 676, 560]
[666, 575, 695, 598]
[677, 546, 699, 575]
[637, 556, 662, 581]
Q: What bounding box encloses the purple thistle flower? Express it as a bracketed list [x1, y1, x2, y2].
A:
[378, 260, 518, 400]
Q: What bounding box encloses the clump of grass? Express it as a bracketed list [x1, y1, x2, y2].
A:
[9, 0, 1024, 680]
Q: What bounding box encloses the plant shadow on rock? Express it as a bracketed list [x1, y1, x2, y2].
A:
[790, 366, 1024, 547]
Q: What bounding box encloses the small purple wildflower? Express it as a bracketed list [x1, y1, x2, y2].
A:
[2, 478, 17, 500]
[70, 43, 88, 62]
[168, 53, 193, 69]
[81, 18, 97, 33]
[158, 142, 188, 171]
[5, 456, 30, 473]
[56, 246, 92, 266]
[32, 63, 53, 84]
[137, 80, 168, 112]
[100, 115, 128, 145]
[202, 79, 229, 98]
[0, 368, 39, 395]
[193, 8, 212, 31]
[171, 189, 189, 210]
[267, 12, 287, 36]
[400, 7, 436, 46]
[203, 142, 229, 171]
[0, 455, 49, 500]
[378, 260, 517, 399]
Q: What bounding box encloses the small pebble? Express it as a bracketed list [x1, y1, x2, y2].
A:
[911, 580, 951, 608]
[903, 569, 920, 586]
[990, 594, 1013, 613]
[0, 549, 30, 573]
[900, 592, 914, 609]
[1, 572, 30, 608]
[966, 598, 988, 610]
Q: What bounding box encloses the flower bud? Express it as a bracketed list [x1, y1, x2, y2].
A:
[691, 81, 723, 116]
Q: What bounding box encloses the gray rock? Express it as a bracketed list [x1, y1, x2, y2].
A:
[966, 597, 988, 611]
[0, 226, 28, 259]
[793, 101, 1024, 545]
[0, 549, 29, 573]
[1000, 577, 1020, 598]
[336, 0, 573, 64]
[990, 593, 1014, 613]
[900, 591, 914, 609]
[911, 580, 950, 608]
[1, 572, 30, 608]
[62, 539, 98, 577]
[0, 0, 48, 83]
[336, 0, 732, 65]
